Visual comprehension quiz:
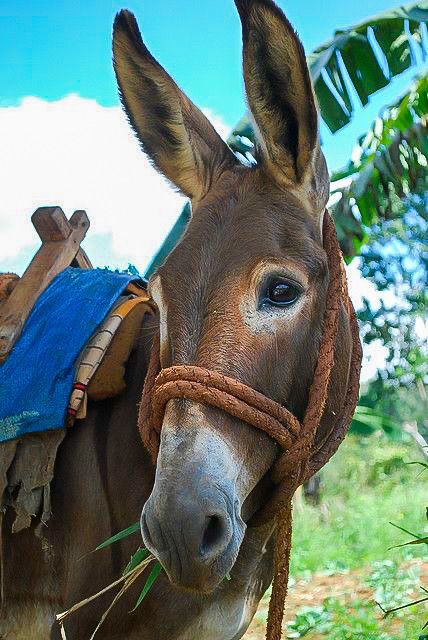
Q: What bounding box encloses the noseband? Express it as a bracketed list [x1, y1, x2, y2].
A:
[138, 212, 362, 640]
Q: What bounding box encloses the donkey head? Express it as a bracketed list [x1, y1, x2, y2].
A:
[113, 0, 352, 594]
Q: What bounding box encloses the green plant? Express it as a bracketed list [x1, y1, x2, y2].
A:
[381, 477, 428, 628]
[57, 523, 162, 639]
[367, 454, 407, 485]
[285, 597, 399, 640]
[95, 521, 140, 550]
[351, 405, 400, 437]
[320, 560, 350, 576]
[331, 75, 428, 258]
[326, 598, 395, 640]
[367, 559, 421, 612]
[286, 605, 333, 638]
[95, 521, 163, 611]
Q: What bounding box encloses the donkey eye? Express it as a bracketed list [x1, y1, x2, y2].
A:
[263, 279, 301, 307]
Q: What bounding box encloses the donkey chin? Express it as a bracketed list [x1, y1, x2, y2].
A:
[140, 406, 253, 594]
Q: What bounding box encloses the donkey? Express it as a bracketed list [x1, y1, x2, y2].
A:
[3, 1, 354, 638]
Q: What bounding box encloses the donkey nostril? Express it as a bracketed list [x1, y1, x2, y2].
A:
[200, 514, 227, 558]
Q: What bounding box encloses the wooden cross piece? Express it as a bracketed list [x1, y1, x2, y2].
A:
[0, 206, 93, 362]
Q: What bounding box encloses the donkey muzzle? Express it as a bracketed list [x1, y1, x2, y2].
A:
[141, 477, 244, 592]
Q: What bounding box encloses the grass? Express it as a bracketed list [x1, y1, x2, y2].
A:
[290, 434, 428, 576]
[57, 526, 161, 638]
[245, 432, 428, 639]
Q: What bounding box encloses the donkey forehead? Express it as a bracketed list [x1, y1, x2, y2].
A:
[149, 173, 328, 369]
[157, 171, 327, 295]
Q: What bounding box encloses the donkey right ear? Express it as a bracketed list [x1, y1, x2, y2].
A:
[235, 0, 329, 213]
[113, 10, 236, 200]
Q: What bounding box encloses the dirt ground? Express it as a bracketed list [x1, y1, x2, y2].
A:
[243, 560, 428, 639]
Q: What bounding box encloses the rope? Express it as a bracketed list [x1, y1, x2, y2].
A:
[138, 211, 362, 640]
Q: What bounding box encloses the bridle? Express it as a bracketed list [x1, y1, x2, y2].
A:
[138, 211, 362, 640]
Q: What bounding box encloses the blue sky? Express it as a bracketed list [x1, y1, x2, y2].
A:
[0, 0, 425, 171]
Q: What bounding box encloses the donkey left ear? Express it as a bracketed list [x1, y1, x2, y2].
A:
[113, 10, 237, 201]
[235, 0, 329, 213]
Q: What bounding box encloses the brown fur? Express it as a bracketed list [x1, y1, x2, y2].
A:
[3, 1, 354, 638]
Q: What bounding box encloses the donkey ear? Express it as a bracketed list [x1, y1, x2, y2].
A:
[113, 10, 236, 200]
[235, 0, 328, 199]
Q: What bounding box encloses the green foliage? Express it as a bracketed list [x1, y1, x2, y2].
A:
[131, 561, 163, 611]
[276, 434, 428, 639]
[351, 404, 400, 435]
[368, 454, 407, 484]
[350, 155, 427, 404]
[290, 435, 427, 575]
[320, 560, 350, 576]
[367, 559, 421, 611]
[331, 75, 428, 258]
[284, 590, 425, 639]
[123, 547, 151, 576]
[286, 598, 393, 639]
[96, 523, 163, 612]
[95, 522, 140, 550]
[359, 379, 428, 439]
[323, 598, 394, 640]
[308, 3, 428, 132]
[390, 503, 428, 552]
[331, 74, 428, 182]
[286, 605, 333, 637]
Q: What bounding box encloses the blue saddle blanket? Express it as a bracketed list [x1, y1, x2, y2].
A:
[0, 268, 140, 442]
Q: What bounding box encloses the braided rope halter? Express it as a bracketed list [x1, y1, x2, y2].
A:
[138, 212, 362, 640]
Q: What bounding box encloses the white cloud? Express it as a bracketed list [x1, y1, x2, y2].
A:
[0, 94, 230, 274]
[199, 107, 231, 142]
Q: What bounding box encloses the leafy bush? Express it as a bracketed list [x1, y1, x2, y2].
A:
[286, 605, 333, 638]
[324, 598, 394, 640]
[366, 559, 420, 612]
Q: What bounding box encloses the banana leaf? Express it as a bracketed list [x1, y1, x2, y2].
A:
[228, 0, 428, 155]
[330, 74, 428, 258]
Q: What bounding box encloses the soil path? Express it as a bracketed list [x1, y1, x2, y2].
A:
[244, 559, 428, 639]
